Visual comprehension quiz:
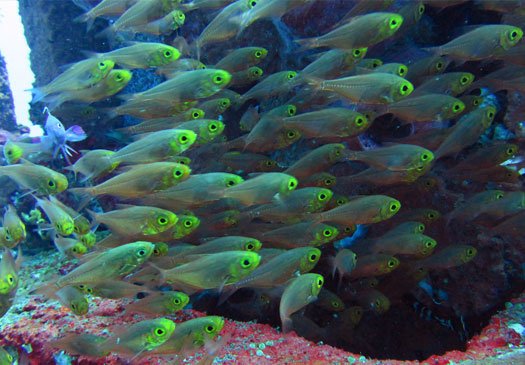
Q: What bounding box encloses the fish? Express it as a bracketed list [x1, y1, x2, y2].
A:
[214, 46, 268, 73]
[1, 205, 26, 248]
[355, 288, 391, 314]
[307, 73, 414, 104]
[76, 280, 149, 299]
[280, 273, 324, 333]
[103, 0, 182, 32]
[48, 333, 110, 357]
[65, 149, 120, 181]
[296, 12, 404, 50]
[152, 316, 225, 355]
[434, 106, 496, 159]
[448, 143, 519, 172]
[417, 245, 477, 270]
[332, 249, 357, 280]
[74, 0, 139, 29]
[245, 187, 333, 223]
[116, 109, 206, 135]
[86, 42, 181, 69]
[137, 172, 243, 210]
[70, 162, 191, 198]
[283, 108, 370, 139]
[126, 9, 186, 35]
[34, 196, 75, 236]
[0, 347, 13, 365]
[240, 70, 300, 103]
[405, 55, 450, 86]
[113, 69, 231, 117]
[55, 286, 89, 316]
[44, 69, 132, 110]
[446, 190, 506, 223]
[314, 288, 345, 312]
[198, 98, 231, 118]
[2, 140, 52, 165]
[425, 25, 523, 61]
[412, 72, 474, 96]
[285, 143, 346, 180]
[172, 119, 225, 144]
[0, 249, 19, 295]
[229, 66, 264, 88]
[53, 235, 87, 258]
[219, 152, 281, 173]
[53, 241, 154, 289]
[0, 160, 68, 195]
[99, 318, 176, 357]
[302, 48, 368, 79]
[344, 144, 434, 171]
[314, 195, 401, 225]
[358, 62, 408, 78]
[259, 222, 339, 248]
[367, 233, 437, 257]
[156, 250, 261, 293]
[30, 58, 115, 102]
[380, 93, 466, 123]
[125, 291, 189, 315]
[302, 172, 337, 188]
[111, 129, 197, 165]
[350, 254, 400, 278]
[88, 205, 178, 236]
[48, 196, 91, 235]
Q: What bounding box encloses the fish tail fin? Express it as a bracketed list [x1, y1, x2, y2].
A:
[148, 261, 168, 285]
[281, 316, 293, 334]
[28, 87, 47, 104]
[295, 36, 319, 52]
[73, 12, 95, 32]
[217, 285, 237, 306]
[63, 165, 78, 181]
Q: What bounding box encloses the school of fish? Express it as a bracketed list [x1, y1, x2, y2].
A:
[0, 0, 524, 362]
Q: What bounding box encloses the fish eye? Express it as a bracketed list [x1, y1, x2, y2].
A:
[418, 4, 425, 14]
[48, 179, 56, 188]
[389, 202, 400, 212]
[287, 178, 297, 190]
[460, 76, 470, 85]
[208, 122, 218, 132]
[425, 240, 434, 248]
[206, 324, 215, 333]
[318, 192, 327, 201]
[249, 0, 257, 8]
[323, 229, 332, 237]
[178, 12, 185, 20]
[332, 300, 340, 307]
[435, 61, 444, 71]
[400, 84, 410, 95]
[157, 216, 169, 225]
[6, 353, 12, 362]
[387, 259, 397, 268]
[467, 248, 475, 256]
[137, 249, 147, 257]
[213, 75, 223, 84]
[226, 179, 236, 187]
[487, 110, 495, 119]
[241, 258, 252, 268]
[98, 61, 107, 69]
[355, 116, 365, 126]
[421, 153, 430, 161]
[192, 111, 200, 118]
[344, 227, 352, 233]
[71, 303, 77, 310]
[316, 277, 324, 287]
[309, 253, 318, 262]
[352, 49, 361, 57]
[427, 212, 435, 219]
[473, 99, 480, 105]
[389, 17, 399, 29]
[173, 168, 184, 178]
[74, 226, 79, 233]
[372, 61, 380, 68]
[255, 50, 263, 58]
[506, 147, 515, 155]
[509, 30, 519, 40]
[183, 219, 193, 228]
[398, 66, 407, 76]
[221, 100, 229, 107]
[324, 178, 334, 185]
[246, 243, 255, 251]
[179, 134, 189, 143]
[155, 328, 165, 336]
[115, 73, 123, 81]
[173, 297, 181, 305]
[453, 102, 462, 112]
[337, 199, 345, 205]
[252, 69, 261, 76]
[265, 160, 275, 166]
[164, 50, 173, 58]
[418, 224, 425, 232]
[287, 72, 296, 80]
[287, 130, 296, 138]
[287, 105, 296, 116]
[7, 274, 14, 284]
[6, 149, 12, 155]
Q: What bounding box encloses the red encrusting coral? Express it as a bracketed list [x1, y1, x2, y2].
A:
[1, 288, 523, 364]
